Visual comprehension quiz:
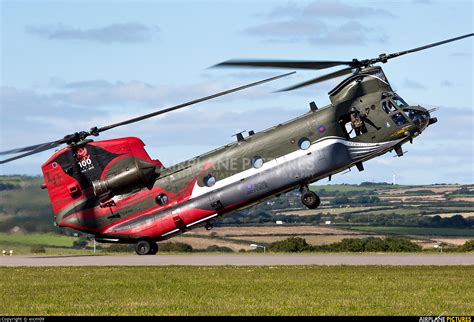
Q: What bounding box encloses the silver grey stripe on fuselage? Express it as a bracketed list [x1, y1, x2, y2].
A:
[108, 136, 403, 237]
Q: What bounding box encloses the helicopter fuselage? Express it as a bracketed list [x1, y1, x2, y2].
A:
[40, 66, 435, 251]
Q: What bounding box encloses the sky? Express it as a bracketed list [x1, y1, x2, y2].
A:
[0, 0, 473, 185]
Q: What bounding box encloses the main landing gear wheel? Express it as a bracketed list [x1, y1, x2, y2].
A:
[149, 242, 158, 255]
[135, 240, 158, 255]
[301, 190, 321, 209]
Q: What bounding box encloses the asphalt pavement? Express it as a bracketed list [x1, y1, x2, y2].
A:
[1, 253, 473, 266]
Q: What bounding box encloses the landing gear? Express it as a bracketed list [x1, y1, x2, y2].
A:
[205, 222, 213, 231]
[149, 242, 158, 255]
[135, 240, 158, 255]
[300, 186, 320, 209]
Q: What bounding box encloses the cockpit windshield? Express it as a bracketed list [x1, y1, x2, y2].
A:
[392, 94, 408, 107]
[404, 109, 430, 129]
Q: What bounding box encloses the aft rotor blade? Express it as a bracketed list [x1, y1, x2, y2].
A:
[213, 60, 354, 70]
[0, 141, 64, 164]
[97, 71, 295, 133]
[277, 67, 354, 92]
[0, 72, 294, 164]
[0, 140, 63, 156]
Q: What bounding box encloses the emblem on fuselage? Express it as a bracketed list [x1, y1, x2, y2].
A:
[75, 147, 95, 172]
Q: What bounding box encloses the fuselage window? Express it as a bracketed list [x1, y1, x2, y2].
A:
[155, 193, 168, 205]
[252, 156, 264, 169]
[298, 138, 311, 150]
[203, 174, 216, 187]
[391, 113, 408, 127]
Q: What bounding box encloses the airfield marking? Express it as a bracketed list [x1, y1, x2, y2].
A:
[1, 253, 473, 266]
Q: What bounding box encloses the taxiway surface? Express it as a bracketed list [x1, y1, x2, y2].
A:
[1, 253, 473, 266]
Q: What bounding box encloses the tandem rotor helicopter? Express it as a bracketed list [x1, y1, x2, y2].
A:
[1, 34, 472, 255]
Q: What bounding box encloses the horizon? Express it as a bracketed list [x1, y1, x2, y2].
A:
[0, 173, 471, 187]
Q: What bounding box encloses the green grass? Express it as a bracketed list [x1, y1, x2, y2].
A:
[423, 206, 474, 212]
[0, 232, 77, 247]
[0, 266, 472, 315]
[345, 226, 474, 237]
[310, 183, 394, 193]
[357, 208, 423, 216]
[310, 183, 404, 193]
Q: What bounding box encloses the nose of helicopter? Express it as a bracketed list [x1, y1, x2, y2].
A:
[403, 106, 437, 135]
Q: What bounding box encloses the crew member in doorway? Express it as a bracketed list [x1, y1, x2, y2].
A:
[350, 108, 367, 135]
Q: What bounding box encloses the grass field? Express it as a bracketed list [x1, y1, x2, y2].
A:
[0, 233, 89, 255]
[275, 206, 390, 216]
[345, 226, 474, 237]
[1, 266, 472, 316]
[310, 183, 399, 192]
[0, 232, 77, 247]
[227, 234, 383, 245]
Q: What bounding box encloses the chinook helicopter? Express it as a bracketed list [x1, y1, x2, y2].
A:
[1, 33, 472, 255]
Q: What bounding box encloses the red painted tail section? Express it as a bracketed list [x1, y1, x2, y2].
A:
[41, 137, 162, 224]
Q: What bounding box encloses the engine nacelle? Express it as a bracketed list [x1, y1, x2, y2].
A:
[92, 158, 157, 196]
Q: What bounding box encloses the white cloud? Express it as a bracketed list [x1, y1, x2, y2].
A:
[25, 23, 157, 44]
[403, 79, 426, 90]
[270, 1, 394, 19]
[244, 1, 390, 46]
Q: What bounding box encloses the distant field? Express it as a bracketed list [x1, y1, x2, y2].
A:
[275, 206, 389, 216]
[360, 208, 423, 216]
[188, 225, 356, 237]
[380, 184, 462, 195]
[1, 266, 472, 316]
[423, 206, 474, 212]
[451, 197, 474, 202]
[0, 233, 81, 255]
[379, 195, 447, 202]
[345, 226, 474, 237]
[426, 213, 474, 218]
[171, 235, 253, 251]
[431, 238, 473, 246]
[310, 183, 398, 192]
[227, 234, 384, 246]
[0, 232, 76, 247]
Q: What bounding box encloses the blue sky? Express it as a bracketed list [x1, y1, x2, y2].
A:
[1, 0, 473, 185]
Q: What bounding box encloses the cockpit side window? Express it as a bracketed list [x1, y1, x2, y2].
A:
[382, 101, 397, 114]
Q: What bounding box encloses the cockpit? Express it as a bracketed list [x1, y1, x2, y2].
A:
[339, 91, 435, 141]
[381, 92, 431, 131]
[404, 108, 430, 129]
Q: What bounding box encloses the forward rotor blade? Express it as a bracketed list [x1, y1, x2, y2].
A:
[277, 67, 354, 92]
[213, 60, 354, 70]
[97, 71, 295, 133]
[373, 33, 474, 64]
[0, 141, 63, 164]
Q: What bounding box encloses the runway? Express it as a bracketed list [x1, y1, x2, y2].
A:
[1, 253, 473, 266]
